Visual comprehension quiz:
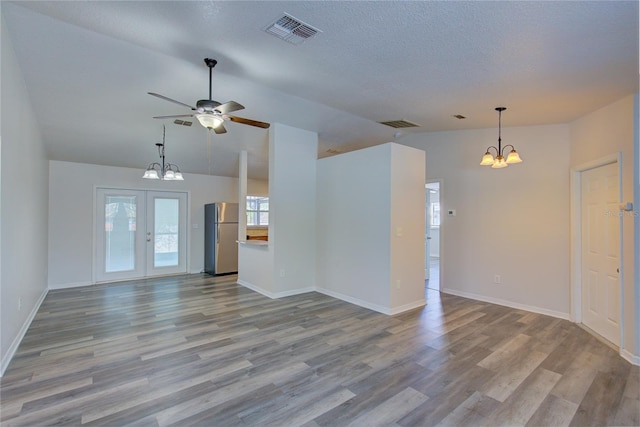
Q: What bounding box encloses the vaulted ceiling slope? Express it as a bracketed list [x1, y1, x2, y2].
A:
[2, 1, 638, 179]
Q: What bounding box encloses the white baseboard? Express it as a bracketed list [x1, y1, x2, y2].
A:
[388, 299, 426, 315]
[315, 288, 425, 315]
[272, 287, 315, 298]
[316, 287, 390, 314]
[236, 280, 313, 299]
[48, 280, 92, 290]
[621, 349, 640, 366]
[441, 287, 571, 321]
[1, 288, 48, 377]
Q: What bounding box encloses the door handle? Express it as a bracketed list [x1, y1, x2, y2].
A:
[427, 237, 432, 240]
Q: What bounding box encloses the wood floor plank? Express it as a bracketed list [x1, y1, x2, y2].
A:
[550, 348, 604, 404]
[613, 365, 640, 426]
[0, 275, 636, 426]
[478, 348, 549, 402]
[483, 367, 562, 425]
[346, 387, 429, 427]
[434, 391, 499, 427]
[525, 394, 579, 427]
[569, 368, 629, 426]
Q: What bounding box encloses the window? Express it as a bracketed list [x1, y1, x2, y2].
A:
[431, 202, 440, 227]
[246, 196, 269, 226]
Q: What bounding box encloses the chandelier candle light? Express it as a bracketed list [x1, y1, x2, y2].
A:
[142, 125, 184, 180]
[480, 107, 523, 169]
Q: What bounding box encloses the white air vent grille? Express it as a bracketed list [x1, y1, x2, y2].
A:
[265, 13, 321, 45]
[378, 119, 421, 129]
[174, 119, 192, 127]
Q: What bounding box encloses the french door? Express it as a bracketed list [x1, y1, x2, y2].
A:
[96, 188, 187, 282]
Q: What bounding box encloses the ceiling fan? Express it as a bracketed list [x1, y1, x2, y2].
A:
[149, 58, 270, 134]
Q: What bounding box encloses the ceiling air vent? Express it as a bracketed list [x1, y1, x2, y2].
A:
[174, 119, 192, 127]
[264, 13, 321, 45]
[378, 119, 421, 129]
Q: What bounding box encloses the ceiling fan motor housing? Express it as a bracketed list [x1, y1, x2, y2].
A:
[196, 99, 222, 113]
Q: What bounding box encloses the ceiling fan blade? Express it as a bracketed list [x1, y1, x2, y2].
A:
[148, 92, 196, 110]
[215, 101, 244, 115]
[153, 114, 195, 119]
[213, 123, 227, 134]
[228, 116, 271, 129]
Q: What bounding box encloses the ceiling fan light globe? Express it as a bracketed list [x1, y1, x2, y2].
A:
[196, 113, 224, 129]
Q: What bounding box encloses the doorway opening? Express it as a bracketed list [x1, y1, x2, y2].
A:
[426, 181, 441, 291]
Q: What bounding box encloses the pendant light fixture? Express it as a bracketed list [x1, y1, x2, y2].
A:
[142, 125, 184, 180]
[480, 107, 523, 169]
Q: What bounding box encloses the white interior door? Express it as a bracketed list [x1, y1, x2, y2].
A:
[425, 190, 432, 280]
[96, 189, 146, 282]
[146, 191, 187, 277]
[580, 162, 620, 345]
[96, 189, 187, 282]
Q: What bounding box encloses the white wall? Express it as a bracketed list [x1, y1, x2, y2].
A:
[1, 15, 50, 375]
[238, 123, 317, 297]
[270, 123, 317, 294]
[570, 94, 638, 361]
[400, 124, 571, 318]
[48, 160, 267, 288]
[317, 143, 425, 314]
[390, 144, 426, 311]
[317, 144, 392, 310]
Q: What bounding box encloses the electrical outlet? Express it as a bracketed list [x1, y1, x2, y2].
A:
[280, 269, 286, 277]
[18, 297, 22, 311]
[395, 279, 401, 290]
[494, 274, 501, 284]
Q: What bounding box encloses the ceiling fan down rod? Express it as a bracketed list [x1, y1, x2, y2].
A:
[204, 58, 217, 101]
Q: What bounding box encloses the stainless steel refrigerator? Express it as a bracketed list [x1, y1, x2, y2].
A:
[204, 203, 239, 275]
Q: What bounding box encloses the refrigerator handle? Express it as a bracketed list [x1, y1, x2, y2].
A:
[217, 225, 220, 244]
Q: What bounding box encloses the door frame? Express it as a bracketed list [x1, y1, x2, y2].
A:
[426, 178, 444, 291]
[93, 186, 191, 284]
[570, 152, 623, 348]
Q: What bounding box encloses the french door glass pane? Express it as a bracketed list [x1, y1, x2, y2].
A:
[154, 198, 179, 267]
[105, 196, 137, 272]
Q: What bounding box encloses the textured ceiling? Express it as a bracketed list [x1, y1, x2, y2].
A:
[2, 1, 638, 179]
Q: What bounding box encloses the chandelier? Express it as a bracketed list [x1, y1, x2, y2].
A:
[142, 125, 184, 180]
[480, 107, 523, 169]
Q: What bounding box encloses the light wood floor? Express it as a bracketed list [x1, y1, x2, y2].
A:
[1, 274, 638, 426]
